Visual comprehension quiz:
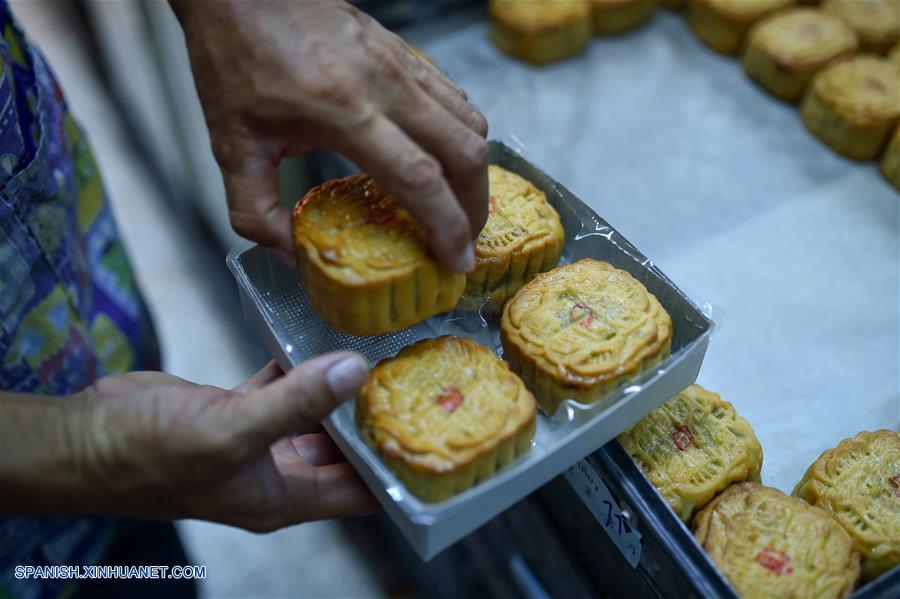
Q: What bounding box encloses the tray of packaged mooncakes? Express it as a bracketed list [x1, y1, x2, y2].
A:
[227, 140, 714, 560]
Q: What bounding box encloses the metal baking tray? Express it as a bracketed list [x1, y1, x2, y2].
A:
[539, 441, 900, 599]
[227, 140, 713, 559]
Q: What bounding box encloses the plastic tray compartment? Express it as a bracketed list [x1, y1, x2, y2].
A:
[227, 140, 714, 559]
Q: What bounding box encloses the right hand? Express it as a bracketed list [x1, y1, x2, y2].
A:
[173, 0, 489, 272]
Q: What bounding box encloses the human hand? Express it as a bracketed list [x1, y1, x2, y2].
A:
[0, 354, 376, 530]
[172, 0, 489, 272]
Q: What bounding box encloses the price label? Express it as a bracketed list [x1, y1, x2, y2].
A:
[564, 459, 642, 568]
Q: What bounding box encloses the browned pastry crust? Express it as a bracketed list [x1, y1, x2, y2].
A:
[693, 483, 861, 598]
[822, 0, 900, 54]
[743, 8, 858, 101]
[356, 336, 536, 502]
[490, 0, 593, 65]
[688, 0, 796, 55]
[793, 430, 900, 582]
[800, 56, 900, 160]
[501, 259, 672, 415]
[590, 0, 656, 35]
[292, 175, 465, 336]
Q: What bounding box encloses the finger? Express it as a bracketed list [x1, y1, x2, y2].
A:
[233, 360, 284, 396]
[392, 41, 488, 138]
[237, 352, 369, 444]
[291, 463, 379, 520]
[290, 433, 346, 467]
[386, 91, 489, 239]
[212, 131, 294, 257]
[327, 114, 475, 273]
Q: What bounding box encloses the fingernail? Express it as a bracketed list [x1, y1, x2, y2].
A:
[455, 243, 476, 273]
[326, 355, 368, 401]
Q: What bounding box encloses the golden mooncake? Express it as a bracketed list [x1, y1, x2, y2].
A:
[466, 166, 565, 305]
[500, 259, 672, 415]
[793, 430, 900, 582]
[619, 384, 763, 523]
[490, 0, 592, 65]
[292, 175, 465, 336]
[800, 56, 900, 160]
[881, 126, 900, 189]
[590, 0, 656, 35]
[688, 0, 796, 55]
[743, 9, 858, 101]
[693, 483, 861, 599]
[356, 336, 536, 503]
[822, 0, 900, 55]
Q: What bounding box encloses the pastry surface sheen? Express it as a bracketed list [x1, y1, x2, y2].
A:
[688, 0, 796, 55]
[693, 483, 861, 599]
[743, 8, 858, 101]
[619, 384, 763, 523]
[466, 165, 565, 305]
[490, 0, 592, 65]
[793, 429, 900, 582]
[292, 174, 465, 336]
[590, 0, 656, 35]
[822, 0, 900, 54]
[501, 259, 672, 415]
[356, 336, 536, 503]
[800, 56, 900, 160]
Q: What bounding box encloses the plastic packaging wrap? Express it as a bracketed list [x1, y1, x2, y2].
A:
[227, 141, 713, 559]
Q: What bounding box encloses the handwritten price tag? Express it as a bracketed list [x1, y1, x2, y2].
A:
[564, 459, 642, 568]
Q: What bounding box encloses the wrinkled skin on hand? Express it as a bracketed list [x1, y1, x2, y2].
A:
[174, 0, 489, 272]
[77, 357, 376, 531]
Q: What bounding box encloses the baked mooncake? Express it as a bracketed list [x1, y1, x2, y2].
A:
[619, 384, 763, 523]
[501, 259, 672, 415]
[822, 0, 900, 55]
[693, 483, 861, 599]
[800, 56, 900, 160]
[688, 0, 796, 55]
[356, 336, 536, 502]
[466, 166, 565, 305]
[793, 430, 900, 582]
[881, 126, 900, 189]
[490, 0, 592, 65]
[292, 175, 465, 336]
[743, 8, 858, 101]
[590, 0, 656, 35]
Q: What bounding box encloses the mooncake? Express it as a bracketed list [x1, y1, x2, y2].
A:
[590, 0, 656, 35]
[743, 8, 858, 101]
[800, 56, 900, 160]
[881, 126, 900, 189]
[822, 0, 900, 54]
[501, 259, 672, 415]
[693, 483, 861, 599]
[490, 0, 593, 65]
[619, 384, 763, 523]
[466, 165, 565, 305]
[687, 0, 796, 55]
[356, 336, 536, 502]
[793, 430, 900, 582]
[292, 175, 465, 336]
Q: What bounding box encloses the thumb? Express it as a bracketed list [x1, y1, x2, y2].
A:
[213, 131, 294, 257]
[236, 352, 369, 445]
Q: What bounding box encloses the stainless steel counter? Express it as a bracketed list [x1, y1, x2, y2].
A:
[405, 9, 899, 493]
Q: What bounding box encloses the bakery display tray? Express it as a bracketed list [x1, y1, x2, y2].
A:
[227, 140, 713, 560]
[539, 442, 900, 599]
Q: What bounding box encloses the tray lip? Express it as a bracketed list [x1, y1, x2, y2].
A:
[598, 441, 900, 599]
[226, 140, 716, 556]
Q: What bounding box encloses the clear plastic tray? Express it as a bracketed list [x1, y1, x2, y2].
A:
[227, 141, 714, 559]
